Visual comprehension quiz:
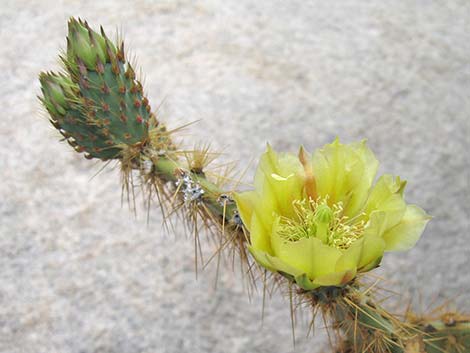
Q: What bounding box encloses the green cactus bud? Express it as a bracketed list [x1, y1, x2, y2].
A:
[85, 24, 107, 64]
[42, 77, 66, 107]
[66, 18, 107, 70]
[39, 72, 74, 117]
[67, 18, 94, 69]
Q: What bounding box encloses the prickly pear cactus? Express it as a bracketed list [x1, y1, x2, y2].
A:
[39, 18, 470, 353]
[40, 18, 159, 161]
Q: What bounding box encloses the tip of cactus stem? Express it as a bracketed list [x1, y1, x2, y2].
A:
[40, 18, 167, 161]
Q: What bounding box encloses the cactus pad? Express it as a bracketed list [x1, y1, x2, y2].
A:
[40, 18, 156, 160]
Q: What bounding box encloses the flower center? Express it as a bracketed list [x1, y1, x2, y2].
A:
[278, 197, 365, 249]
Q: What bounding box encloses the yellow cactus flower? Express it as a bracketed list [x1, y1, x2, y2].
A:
[234, 139, 430, 290]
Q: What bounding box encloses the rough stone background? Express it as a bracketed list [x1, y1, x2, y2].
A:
[1, 1, 469, 352]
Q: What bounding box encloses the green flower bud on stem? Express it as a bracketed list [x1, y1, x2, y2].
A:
[67, 18, 107, 69]
[39, 72, 76, 117]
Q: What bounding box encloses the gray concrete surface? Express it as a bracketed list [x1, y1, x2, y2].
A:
[1, 1, 469, 352]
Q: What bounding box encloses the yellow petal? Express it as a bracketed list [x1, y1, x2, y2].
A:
[311, 139, 378, 217]
[276, 236, 342, 279]
[382, 205, 430, 251]
[249, 211, 273, 255]
[363, 211, 389, 237]
[344, 140, 379, 217]
[248, 246, 277, 272]
[234, 189, 277, 252]
[233, 190, 258, 232]
[251, 243, 352, 289]
[254, 143, 279, 191]
[357, 235, 386, 270]
[277, 151, 304, 179]
[267, 172, 303, 219]
[248, 246, 303, 277]
[252, 145, 303, 218]
[360, 256, 383, 272]
[351, 140, 379, 188]
[254, 144, 301, 191]
[311, 147, 333, 199]
[256, 180, 277, 227]
[270, 215, 283, 256]
[364, 174, 407, 230]
[336, 234, 385, 274]
[335, 239, 363, 273]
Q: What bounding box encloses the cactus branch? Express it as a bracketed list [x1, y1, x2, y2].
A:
[317, 284, 470, 353]
[39, 18, 469, 353]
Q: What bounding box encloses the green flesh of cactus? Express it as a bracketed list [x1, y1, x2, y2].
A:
[40, 18, 153, 160]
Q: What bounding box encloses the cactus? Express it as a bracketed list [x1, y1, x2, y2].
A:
[39, 18, 244, 281]
[40, 18, 177, 163]
[39, 18, 469, 353]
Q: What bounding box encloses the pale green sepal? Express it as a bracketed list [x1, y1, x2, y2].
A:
[359, 256, 383, 272]
[295, 274, 319, 290]
[313, 270, 356, 287]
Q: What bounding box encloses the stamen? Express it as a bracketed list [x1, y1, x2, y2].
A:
[277, 197, 365, 249]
